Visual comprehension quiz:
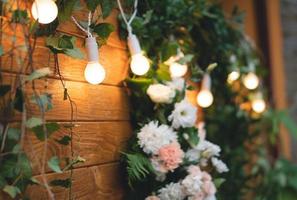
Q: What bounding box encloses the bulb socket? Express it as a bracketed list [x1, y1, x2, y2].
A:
[85, 37, 99, 62]
[127, 34, 142, 55]
[201, 74, 211, 90]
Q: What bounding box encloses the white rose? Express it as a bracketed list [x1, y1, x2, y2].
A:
[147, 84, 176, 104]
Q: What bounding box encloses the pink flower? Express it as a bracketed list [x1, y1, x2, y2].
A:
[145, 196, 160, 200]
[202, 171, 212, 182]
[158, 142, 184, 171]
[192, 192, 205, 200]
[202, 181, 216, 196]
[188, 165, 202, 176]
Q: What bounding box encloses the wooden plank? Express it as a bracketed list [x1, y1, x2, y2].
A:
[264, 0, 291, 159]
[1, 73, 130, 121]
[1, 25, 130, 86]
[25, 163, 125, 200]
[23, 121, 131, 174]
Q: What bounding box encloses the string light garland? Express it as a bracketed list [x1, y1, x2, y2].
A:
[71, 13, 106, 85]
[31, 0, 58, 24]
[197, 74, 214, 108]
[117, 0, 150, 76]
[227, 55, 240, 84]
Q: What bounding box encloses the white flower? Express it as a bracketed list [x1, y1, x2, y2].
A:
[137, 121, 178, 154]
[158, 183, 186, 200]
[168, 99, 197, 129]
[147, 84, 176, 104]
[185, 140, 221, 164]
[166, 78, 185, 92]
[182, 172, 203, 196]
[211, 157, 229, 173]
[197, 140, 221, 159]
[205, 195, 217, 200]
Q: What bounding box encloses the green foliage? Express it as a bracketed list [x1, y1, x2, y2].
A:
[31, 122, 60, 141]
[92, 23, 115, 44]
[123, 153, 154, 186]
[48, 156, 63, 173]
[50, 178, 71, 188]
[11, 9, 28, 23]
[26, 67, 51, 82]
[55, 135, 72, 145]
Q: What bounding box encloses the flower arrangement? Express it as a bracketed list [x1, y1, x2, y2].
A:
[124, 77, 228, 200]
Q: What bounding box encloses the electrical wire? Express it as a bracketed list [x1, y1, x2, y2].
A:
[116, 0, 138, 35]
[71, 12, 92, 37]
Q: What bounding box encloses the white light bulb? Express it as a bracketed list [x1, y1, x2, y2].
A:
[84, 62, 106, 85]
[31, 0, 58, 24]
[243, 72, 259, 90]
[169, 62, 188, 78]
[252, 99, 266, 113]
[227, 71, 240, 84]
[197, 90, 214, 108]
[130, 53, 150, 76]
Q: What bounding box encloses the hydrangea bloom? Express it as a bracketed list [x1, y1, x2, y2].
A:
[137, 121, 178, 154]
[168, 99, 197, 129]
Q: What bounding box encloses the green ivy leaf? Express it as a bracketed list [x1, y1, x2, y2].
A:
[48, 156, 62, 173]
[26, 68, 51, 81]
[85, 0, 100, 12]
[100, 0, 115, 18]
[31, 93, 53, 111]
[18, 153, 32, 178]
[26, 117, 43, 128]
[0, 45, 3, 56]
[58, 35, 74, 49]
[214, 178, 226, 188]
[50, 178, 71, 188]
[55, 135, 71, 145]
[58, 0, 80, 22]
[7, 128, 21, 141]
[31, 122, 60, 141]
[0, 85, 11, 97]
[3, 185, 21, 198]
[64, 48, 85, 59]
[93, 23, 115, 40]
[161, 42, 179, 62]
[11, 9, 28, 23]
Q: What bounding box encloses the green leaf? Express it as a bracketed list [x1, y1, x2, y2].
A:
[11, 9, 28, 23]
[0, 176, 6, 188]
[31, 122, 60, 141]
[26, 67, 51, 81]
[48, 156, 62, 173]
[55, 135, 71, 145]
[0, 45, 3, 56]
[31, 93, 53, 111]
[156, 64, 171, 81]
[50, 178, 71, 188]
[93, 23, 115, 40]
[7, 128, 21, 141]
[214, 178, 226, 188]
[278, 111, 297, 140]
[3, 185, 21, 198]
[58, 0, 80, 22]
[64, 48, 85, 59]
[0, 85, 11, 97]
[100, 0, 115, 18]
[161, 41, 179, 62]
[58, 35, 74, 49]
[178, 54, 194, 65]
[85, 0, 100, 12]
[206, 63, 218, 72]
[26, 117, 42, 128]
[18, 153, 32, 178]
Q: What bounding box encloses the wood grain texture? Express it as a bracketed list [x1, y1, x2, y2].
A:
[23, 121, 131, 175]
[1, 24, 130, 86]
[1, 72, 130, 121]
[26, 163, 125, 200]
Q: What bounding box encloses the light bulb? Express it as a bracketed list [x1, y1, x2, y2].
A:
[252, 99, 266, 113]
[84, 62, 106, 85]
[197, 90, 214, 108]
[130, 53, 150, 76]
[243, 72, 259, 90]
[227, 71, 240, 84]
[169, 62, 188, 78]
[31, 0, 58, 24]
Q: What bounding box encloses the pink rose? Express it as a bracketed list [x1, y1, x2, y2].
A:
[202, 181, 216, 196]
[158, 142, 184, 171]
[202, 171, 212, 182]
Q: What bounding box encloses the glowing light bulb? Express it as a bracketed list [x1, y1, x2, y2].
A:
[130, 53, 150, 76]
[128, 34, 150, 76]
[84, 37, 106, 85]
[169, 62, 188, 78]
[84, 62, 106, 85]
[31, 0, 58, 24]
[252, 99, 266, 113]
[243, 72, 259, 90]
[227, 71, 240, 84]
[197, 90, 213, 108]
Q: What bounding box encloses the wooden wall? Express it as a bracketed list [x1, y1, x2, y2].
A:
[1, 4, 131, 200]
